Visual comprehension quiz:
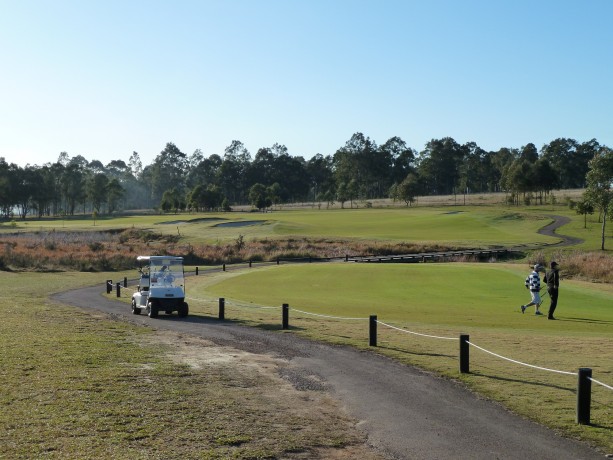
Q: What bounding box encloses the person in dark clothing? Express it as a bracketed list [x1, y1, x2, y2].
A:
[545, 261, 560, 320]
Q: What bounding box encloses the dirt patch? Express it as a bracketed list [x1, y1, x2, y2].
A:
[138, 330, 382, 459]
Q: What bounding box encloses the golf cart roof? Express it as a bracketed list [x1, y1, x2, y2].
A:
[137, 256, 184, 263]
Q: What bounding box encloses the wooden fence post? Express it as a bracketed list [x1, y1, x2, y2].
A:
[577, 368, 592, 425]
[282, 304, 289, 329]
[459, 334, 470, 374]
[369, 315, 377, 347]
[219, 298, 225, 320]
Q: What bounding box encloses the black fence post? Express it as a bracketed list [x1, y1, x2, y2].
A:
[219, 298, 225, 320]
[106, 279, 112, 294]
[277, 258, 280, 265]
[123, 277, 127, 288]
[282, 303, 289, 329]
[195, 267, 199, 275]
[249, 260, 252, 268]
[222, 263, 226, 271]
[345, 254, 349, 262]
[369, 315, 377, 347]
[116, 282, 121, 298]
[459, 334, 470, 374]
[577, 368, 592, 425]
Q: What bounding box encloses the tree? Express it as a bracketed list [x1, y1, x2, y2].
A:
[417, 137, 464, 195]
[575, 200, 594, 229]
[584, 147, 613, 250]
[106, 178, 124, 213]
[161, 188, 184, 213]
[150, 142, 188, 204]
[267, 183, 282, 209]
[249, 183, 270, 211]
[397, 173, 421, 206]
[88, 173, 109, 213]
[336, 182, 348, 209]
[306, 154, 334, 203]
[61, 162, 86, 215]
[220, 140, 251, 204]
[128, 151, 143, 178]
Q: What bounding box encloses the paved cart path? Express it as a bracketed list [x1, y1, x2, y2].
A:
[53, 285, 603, 460]
[538, 214, 584, 247]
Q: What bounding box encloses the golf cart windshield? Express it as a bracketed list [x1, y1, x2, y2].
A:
[149, 258, 184, 288]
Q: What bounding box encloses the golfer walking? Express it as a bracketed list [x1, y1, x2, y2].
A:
[521, 264, 544, 315]
[545, 261, 560, 320]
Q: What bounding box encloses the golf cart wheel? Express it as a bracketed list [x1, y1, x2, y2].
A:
[147, 301, 159, 318]
[131, 299, 141, 315]
[178, 302, 189, 317]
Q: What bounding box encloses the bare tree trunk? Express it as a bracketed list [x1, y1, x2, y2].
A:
[601, 208, 607, 250]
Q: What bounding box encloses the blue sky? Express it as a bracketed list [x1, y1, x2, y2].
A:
[1, 0, 612, 167]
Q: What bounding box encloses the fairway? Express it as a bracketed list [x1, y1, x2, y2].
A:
[190, 263, 613, 449]
[200, 263, 613, 334]
[2, 207, 557, 247]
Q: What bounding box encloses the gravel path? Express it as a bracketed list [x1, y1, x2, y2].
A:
[52, 284, 604, 459]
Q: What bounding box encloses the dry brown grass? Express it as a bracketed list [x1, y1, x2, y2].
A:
[0, 230, 463, 272]
[545, 250, 613, 283]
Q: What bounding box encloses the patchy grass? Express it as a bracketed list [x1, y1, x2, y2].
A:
[0, 272, 380, 459]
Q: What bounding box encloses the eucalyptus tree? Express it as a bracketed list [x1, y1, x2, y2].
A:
[150, 142, 188, 204]
[380, 136, 416, 186]
[106, 178, 124, 213]
[271, 152, 309, 202]
[541, 138, 598, 189]
[88, 173, 109, 213]
[417, 137, 464, 195]
[584, 146, 613, 250]
[128, 151, 143, 179]
[490, 147, 517, 192]
[248, 183, 269, 211]
[219, 140, 251, 204]
[306, 153, 334, 203]
[396, 173, 421, 206]
[61, 162, 86, 215]
[333, 132, 385, 199]
[188, 184, 223, 211]
[0, 159, 12, 217]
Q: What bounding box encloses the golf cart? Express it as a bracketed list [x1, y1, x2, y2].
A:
[131, 256, 188, 318]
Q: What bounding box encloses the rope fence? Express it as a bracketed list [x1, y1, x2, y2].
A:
[104, 276, 612, 426]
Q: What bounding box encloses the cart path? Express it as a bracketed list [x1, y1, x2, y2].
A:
[537, 214, 583, 247]
[52, 286, 603, 459]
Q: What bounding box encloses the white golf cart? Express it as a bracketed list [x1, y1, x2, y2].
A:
[131, 256, 188, 318]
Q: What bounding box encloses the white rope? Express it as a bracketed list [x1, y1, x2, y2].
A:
[230, 301, 280, 310]
[376, 320, 456, 340]
[185, 295, 216, 304]
[291, 308, 367, 321]
[588, 377, 613, 391]
[467, 341, 575, 376]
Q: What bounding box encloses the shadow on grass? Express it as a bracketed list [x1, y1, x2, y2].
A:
[152, 313, 306, 331]
[469, 367, 575, 393]
[557, 317, 613, 325]
[377, 344, 455, 360]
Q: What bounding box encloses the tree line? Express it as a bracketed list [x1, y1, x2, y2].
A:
[0, 134, 610, 219]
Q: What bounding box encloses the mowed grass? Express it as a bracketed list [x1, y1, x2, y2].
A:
[0, 272, 379, 459]
[2, 207, 557, 247]
[190, 263, 613, 452]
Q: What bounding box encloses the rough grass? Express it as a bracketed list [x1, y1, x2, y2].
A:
[191, 264, 613, 453]
[0, 272, 380, 459]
